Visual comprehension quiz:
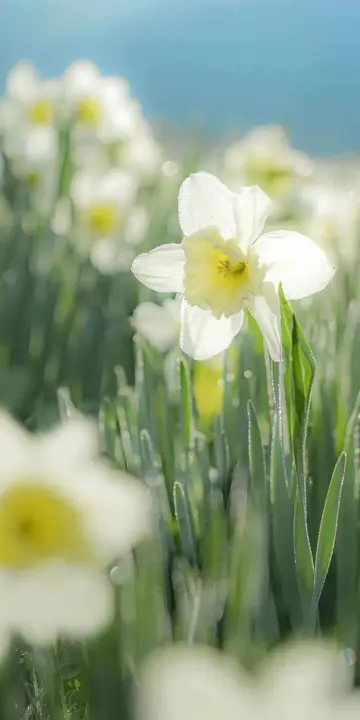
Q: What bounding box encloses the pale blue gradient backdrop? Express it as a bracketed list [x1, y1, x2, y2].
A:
[0, 0, 359, 154]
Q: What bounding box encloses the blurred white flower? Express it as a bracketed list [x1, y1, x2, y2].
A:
[124, 205, 150, 246]
[0, 412, 151, 656]
[224, 125, 313, 198]
[121, 125, 162, 180]
[61, 60, 154, 160]
[301, 183, 360, 267]
[138, 643, 358, 720]
[132, 297, 181, 353]
[131, 172, 334, 361]
[70, 167, 138, 271]
[0, 64, 60, 214]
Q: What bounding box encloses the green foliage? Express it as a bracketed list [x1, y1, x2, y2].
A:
[0, 99, 359, 717]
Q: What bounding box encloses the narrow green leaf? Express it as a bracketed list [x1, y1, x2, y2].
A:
[294, 487, 314, 617]
[173, 481, 197, 565]
[337, 393, 360, 645]
[292, 315, 316, 503]
[312, 452, 347, 615]
[247, 399, 266, 511]
[270, 395, 302, 629]
[179, 356, 195, 452]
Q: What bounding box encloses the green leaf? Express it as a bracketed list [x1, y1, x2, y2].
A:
[247, 399, 266, 511]
[294, 487, 314, 619]
[279, 286, 315, 505]
[270, 374, 302, 630]
[336, 393, 360, 645]
[173, 481, 197, 565]
[291, 314, 315, 503]
[311, 452, 347, 618]
[179, 356, 195, 452]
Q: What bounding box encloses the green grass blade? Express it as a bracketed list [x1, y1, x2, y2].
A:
[311, 452, 347, 622]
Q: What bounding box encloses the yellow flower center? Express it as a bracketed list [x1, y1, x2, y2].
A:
[28, 100, 53, 125]
[76, 97, 102, 126]
[88, 203, 118, 235]
[0, 482, 90, 568]
[183, 229, 251, 319]
[244, 157, 291, 195]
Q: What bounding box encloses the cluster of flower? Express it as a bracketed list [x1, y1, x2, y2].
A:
[0, 61, 164, 272]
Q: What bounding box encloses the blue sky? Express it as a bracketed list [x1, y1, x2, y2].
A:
[0, 0, 359, 154]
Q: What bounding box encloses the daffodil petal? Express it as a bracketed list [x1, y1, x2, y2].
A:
[254, 230, 335, 299]
[13, 563, 113, 644]
[138, 646, 253, 720]
[180, 300, 243, 360]
[233, 185, 273, 249]
[245, 285, 282, 362]
[178, 172, 236, 239]
[131, 244, 185, 293]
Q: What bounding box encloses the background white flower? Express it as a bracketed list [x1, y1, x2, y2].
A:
[300, 183, 360, 268]
[131, 172, 334, 361]
[224, 125, 313, 198]
[131, 298, 181, 353]
[70, 167, 138, 272]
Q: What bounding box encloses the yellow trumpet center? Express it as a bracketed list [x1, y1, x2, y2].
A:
[183, 230, 251, 319]
[28, 100, 53, 125]
[88, 203, 118, 235]
[0, 482, 90, 569]
[76, 96, 102, 126]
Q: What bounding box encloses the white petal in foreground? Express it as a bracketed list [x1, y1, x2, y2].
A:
[131, 244, 185, 293]
[138, 645, 253, 720]
[12, 563, 113, 644]
[255, 230, 335, 300]
[180, 300, 243, 360]
[233, 185, 273, 249]
[79, 468, 152, 563]
[178, 172, 236, 239]
[39, 416, 99, 472]
[245, 284, 282, 361]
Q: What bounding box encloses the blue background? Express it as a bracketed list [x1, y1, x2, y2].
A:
[0, 0, 359, 155]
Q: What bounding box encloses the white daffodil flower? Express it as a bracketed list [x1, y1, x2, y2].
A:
[132, 297, 181, 353]
[138, 643, 358, 720]
[224, 125, 313, 197]
[0, 63, 59, 211]
[131, 172, 334, 361]
[70, 167, 138, 273]
[0, 412, 151, 658]
[61, 61, 146, 147]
